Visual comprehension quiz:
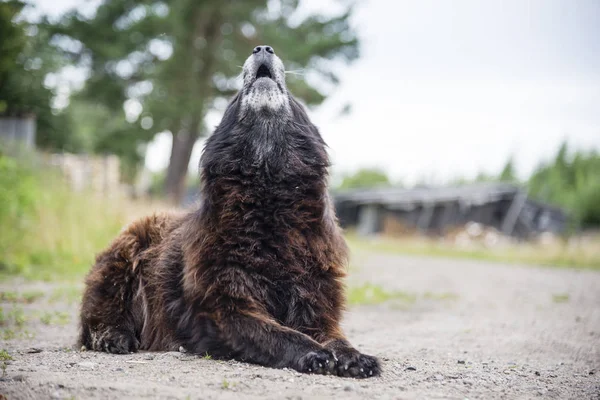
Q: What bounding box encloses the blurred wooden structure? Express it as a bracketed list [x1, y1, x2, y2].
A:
[334, 183, 568, 239]
[1, 115, 122, 195]
[47, 153, 121, 195]
[0, 115, 36, 150]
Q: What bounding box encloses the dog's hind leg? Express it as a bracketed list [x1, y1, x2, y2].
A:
[79, 240, 142, 354]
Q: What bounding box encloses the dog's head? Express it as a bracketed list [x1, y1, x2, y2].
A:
[239, 45, 290, 116]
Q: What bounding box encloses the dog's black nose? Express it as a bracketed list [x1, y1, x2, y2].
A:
[253, 45, 274, 55]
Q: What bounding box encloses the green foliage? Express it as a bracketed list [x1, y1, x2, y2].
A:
[528, 143, 600, 228]
[0, 1, 27, 92]
[338, 168, 391, 190]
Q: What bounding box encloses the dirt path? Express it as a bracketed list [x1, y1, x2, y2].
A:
[1, 252, 599, 399]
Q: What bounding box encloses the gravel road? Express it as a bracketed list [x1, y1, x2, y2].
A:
[1, 252, 598, 399]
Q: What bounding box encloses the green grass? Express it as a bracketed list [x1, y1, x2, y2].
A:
[0, 350, 12, 362]
[49, 286, 83, 304]
[0, 290, 45, 304]
[0, 349, 12, 378]
[347, 283, 416, 306]
[0, 305, 36, 340]
[423, 292, 459, 301]
[11, 307, 26, 328]
[0, 291, 19, 302]
[40, 311, 71, 326]
[0, 154, 169, 282]
[552, 293, 570, 303]
[347, 284, 460, 306]
[2, 328, 15, 340]
[346, 233, 600, 271]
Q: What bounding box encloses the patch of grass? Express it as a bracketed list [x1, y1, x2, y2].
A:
[423, 292, 459, 301]
[0, 155, 171, 282]
[202, 353, 212, 360]
[346, 233, 600, 270]
[40, 311, 71, 326]
[0, 291, 18, 303]
[21, 290, 45, 303]
[2, 329, 15, 340]
[40, 312, 52, 325]
[0, 305, 36, 339]
[49, 286, 82, 304]
[552, 293, 570, 303]
[10, 307, 26, 328]
[0, 350, 12, 361]
[0, 349, 19, 379]
[347, 283, 416, 306]
[221, 379, 232, 389]
[0, 290, 45, 304]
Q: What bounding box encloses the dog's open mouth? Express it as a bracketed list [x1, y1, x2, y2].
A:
[256, 64, 273, 80]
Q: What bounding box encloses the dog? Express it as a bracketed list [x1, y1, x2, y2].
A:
[80, 45, 380, 378]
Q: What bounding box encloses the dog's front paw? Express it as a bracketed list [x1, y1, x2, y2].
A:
[335, 350, 380, 378]
[92, 329, 139, 354]
[297, 349, 336, 375]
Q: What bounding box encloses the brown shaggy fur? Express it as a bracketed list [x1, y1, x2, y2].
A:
[80, 46, 380, 378]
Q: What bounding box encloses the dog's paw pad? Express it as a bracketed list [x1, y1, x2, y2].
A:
[335, 351, 380, 379]
[298, 349, 336, 375]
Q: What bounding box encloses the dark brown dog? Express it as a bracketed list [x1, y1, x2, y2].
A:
[80, 45, 380, 378]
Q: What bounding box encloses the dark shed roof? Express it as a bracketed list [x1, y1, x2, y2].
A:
[333, 182, 521, 209]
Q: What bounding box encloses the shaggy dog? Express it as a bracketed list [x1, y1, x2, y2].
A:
[80, 45, 380, 378]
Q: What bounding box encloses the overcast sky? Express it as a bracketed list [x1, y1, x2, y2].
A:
[34, 0, 600, 185]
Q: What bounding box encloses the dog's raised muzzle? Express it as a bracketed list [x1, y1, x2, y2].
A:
[251, 45, 275, 77]
[253, 45, 275, 55]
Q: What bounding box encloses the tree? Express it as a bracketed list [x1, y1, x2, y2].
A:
[143, 0, 360, 202]
[338, 168, 391, 190]
[0, 1, 27, 96]
[50, 0, 360, 202]
[0, 1, 70, 146]
[498, 157, 517, 182]
[528, 142, 600, 228]
[44, 0, 169, 179]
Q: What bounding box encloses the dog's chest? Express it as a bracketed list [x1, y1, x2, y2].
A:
[260, 272, 320, 331]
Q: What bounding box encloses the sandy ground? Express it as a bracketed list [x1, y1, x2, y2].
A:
[0, 252, 599, 400]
